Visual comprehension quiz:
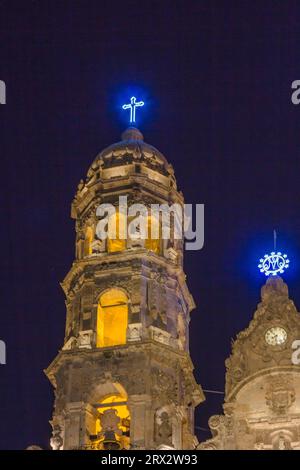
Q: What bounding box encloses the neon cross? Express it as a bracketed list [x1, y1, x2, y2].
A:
[122, 96, 144, 123]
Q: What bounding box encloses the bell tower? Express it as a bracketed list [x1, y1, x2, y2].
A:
[45, 126, 204, 450]
[200, 274, 300, 450]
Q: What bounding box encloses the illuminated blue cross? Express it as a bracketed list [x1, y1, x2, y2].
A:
[122, 96, 144, 123]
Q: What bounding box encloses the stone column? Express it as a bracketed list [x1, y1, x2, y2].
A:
[128, 395, 152, 449]
[63, 402, 83, 449]
[173, 408, 184, 449]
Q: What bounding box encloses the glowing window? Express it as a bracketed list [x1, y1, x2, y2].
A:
[145, 216, 160, 254]
[97, 289, 128, 348]
[84, 227, 93, 256]
[96, 393, 130, 449]
[107, 211, 126, 253]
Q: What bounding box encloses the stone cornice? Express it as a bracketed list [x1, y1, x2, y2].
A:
[72, 172, 184, 219]
[61, 251, 195, 312]
[44, 340, 204, 403]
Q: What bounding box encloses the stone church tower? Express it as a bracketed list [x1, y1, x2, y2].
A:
[199, 276, 300, 450]
[45, 127, 204, 450]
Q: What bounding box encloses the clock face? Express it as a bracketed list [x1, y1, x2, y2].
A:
[265, 327, 287, 346]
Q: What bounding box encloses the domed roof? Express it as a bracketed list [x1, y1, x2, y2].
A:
[92, 127, 171, 173]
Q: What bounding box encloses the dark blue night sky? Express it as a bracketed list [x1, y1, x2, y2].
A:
[1, 0, 300, 449]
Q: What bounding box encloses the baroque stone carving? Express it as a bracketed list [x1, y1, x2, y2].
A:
[127, 323, 142, 342]
[155, 411, 172, 446]
[265, 375, 295, 414]
[78, 330, 94, 349]
[152, 368, 178, 404]
[149, 326, 171, 345]
[50, 424, 63, 450]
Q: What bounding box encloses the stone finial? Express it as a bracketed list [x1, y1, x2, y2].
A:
[121, 127, 144, 141]
[261, 276, 289, 302]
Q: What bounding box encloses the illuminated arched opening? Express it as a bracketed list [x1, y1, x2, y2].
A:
[97, 289, 128, 348]
[84, 226, 94, 256]
[107, 211, 126, 253]
[145, 215, 161, 254]
[96, 390, 130, 450]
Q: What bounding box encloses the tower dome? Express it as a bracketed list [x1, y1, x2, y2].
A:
[89, 127, 173, 177]
[72, 127, 178, 221]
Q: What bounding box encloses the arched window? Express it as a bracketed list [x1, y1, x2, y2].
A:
[145, 215, 161, 254]
[84, 226, 94, 256]
[107, 211, 126, 253]
[97, 289, 128, 347]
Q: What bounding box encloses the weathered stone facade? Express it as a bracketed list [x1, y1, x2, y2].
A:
[45, 127, 204, 450]
[199, 276, 300, 450]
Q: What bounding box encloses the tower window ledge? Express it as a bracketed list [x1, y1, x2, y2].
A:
[62, 330, 94, 351]
[157, 444, 175, 450]
[78, 330, 94, 349]
[127, 323, 143, 342]
[165, 247, 178, 262]
[62, 336, 77, 351]
[84, 252, 105, 259]
[149, 326, 171, 346]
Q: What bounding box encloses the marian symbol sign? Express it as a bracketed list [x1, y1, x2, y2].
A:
[258, 252, 290, 276]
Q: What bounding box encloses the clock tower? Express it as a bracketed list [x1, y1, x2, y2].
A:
[45, 126, 204, 450]
[200, 275, 300, 450]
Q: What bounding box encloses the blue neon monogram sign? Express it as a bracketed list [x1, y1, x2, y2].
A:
[258, 252, 290, 276]
[122, 96, 144, 123]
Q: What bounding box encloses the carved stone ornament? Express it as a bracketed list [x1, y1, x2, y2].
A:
[127, 323, 142, 342]
[78, 330, 94, 349]
[265, 374, 295, 414]
[155, 410, 172, 446]
[149, 326, 171, 346]
[62, 336, 78, 350]
[91, 239, 105, 254]
[166, 247, 178, 262]
[50, 424, 63, 450]
[254, 442, 265, 450]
